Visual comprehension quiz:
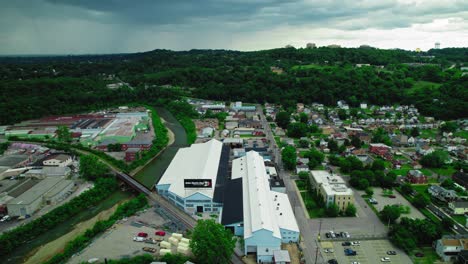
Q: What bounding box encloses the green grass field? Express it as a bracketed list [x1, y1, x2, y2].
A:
[412, 247, 440, 264]
[452, 215, 467, 226]
[454, 130, 468, 140]
[431, 167, 457, 176]
[411, 185, 431, 200]
[420, 129, 438, 139]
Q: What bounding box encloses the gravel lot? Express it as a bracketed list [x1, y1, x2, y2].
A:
[322, 240, 412, 264]
[68, 207, 173, 264]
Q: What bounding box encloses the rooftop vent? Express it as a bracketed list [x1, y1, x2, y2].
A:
[280, 213, 283, 216]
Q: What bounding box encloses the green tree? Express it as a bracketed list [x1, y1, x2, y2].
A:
[298, 139, 309, 148]
[338, 109, 348, 120]
[281, 146, 297, 171]
[440, 121, 458, 133]
[441, 178, 455, 189]
[287, 122, 308, 138]
[79, 155, 110, 180]
[420, 150, 449, 168]
[190, 219, 236, 264]
[325, 203, 340, 217]
[350, 136, 362, 148]
[380, 205, 401, 224]
[413, 193, 430, 208]
[442, 217, 454, 231]
[365, 187, 374, 197]
[371, 159, 386, 171]
[276, 111, 290, 129]
[299, 112, 308, 123]
[345, 204, 357, 217]
[357, 178, 370, 190]
[410, 127, 420, 137]
[401, 183, 413, 195]
[327, 139, 338, 153]
[56, 125, 72, 142]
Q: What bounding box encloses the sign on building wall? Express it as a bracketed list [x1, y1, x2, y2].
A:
[184, 179, 212, 188]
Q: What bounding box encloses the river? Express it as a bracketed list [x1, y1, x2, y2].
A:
[5, 108, 186, 264]
[134, 107, 188, 188]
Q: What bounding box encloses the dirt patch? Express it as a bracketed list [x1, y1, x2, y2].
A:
[23, 200, 128, 264]
[283, 243, 301, 264]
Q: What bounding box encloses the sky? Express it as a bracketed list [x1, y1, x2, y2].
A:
[0, 0, 467, 55]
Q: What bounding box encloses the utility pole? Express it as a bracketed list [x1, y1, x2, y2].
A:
[315, 219, 323, 264]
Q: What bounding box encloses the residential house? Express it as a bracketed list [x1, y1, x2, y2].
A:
[434, 236, 468, 262]
[392, 134, 408, 146]
[296, 164, 309, 174]
[356, 132, 371, 144]
[449, 201, 468, 215]
[407, 170, 427, 184]
[356, 155, 374, 166]
[428, 185, 457, 202]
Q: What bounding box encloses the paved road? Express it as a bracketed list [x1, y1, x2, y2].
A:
[428, 204, 468, 235]
[257, 106, 389, 264]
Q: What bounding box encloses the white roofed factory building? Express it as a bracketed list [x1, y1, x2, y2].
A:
[155, 139, 229, 214]
[222, 151, 299, 263]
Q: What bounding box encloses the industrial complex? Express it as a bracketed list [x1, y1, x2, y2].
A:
[156, 139, 299, 262]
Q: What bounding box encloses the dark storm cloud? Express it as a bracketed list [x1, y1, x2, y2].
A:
[0, 0, 466, 54]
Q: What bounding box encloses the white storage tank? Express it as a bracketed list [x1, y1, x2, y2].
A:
[160, 241, 171, 249]
[177, 245, 191, 255]
[179, 241, 189, 248]
[169, 236, 179, 246]
[172, 233, 183, 240]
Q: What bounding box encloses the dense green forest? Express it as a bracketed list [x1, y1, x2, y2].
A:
[0, 47, 467, 123]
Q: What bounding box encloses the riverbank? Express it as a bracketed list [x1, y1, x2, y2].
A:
[129, 116, 175, 176]
[23, 197, 131, 264]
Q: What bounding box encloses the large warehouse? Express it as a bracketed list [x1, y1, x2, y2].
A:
[7, 177, 74, 216]
[156, 139, 229, 214]
[222, 151, 300, 263]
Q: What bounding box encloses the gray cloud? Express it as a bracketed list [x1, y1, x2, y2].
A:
[0, 0, 467, 54]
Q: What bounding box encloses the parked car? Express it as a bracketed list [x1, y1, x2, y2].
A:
[137, 232, 148, 237]
[325, 232, 331, 238]
[351, 262, 360, 264]
[344, 248, 357, 256]
[344, 231, 350, 238]
[342, 241, 351, 246]
[155, 230, 166, 236]
[381, 257, 390, 262]
[327, 259, 338, 264]
[133, 236, 145, 242]
[142, 247, 157, 253]
[389, 195, 396, 198]
[0, 215, 10, 222]
[387, 251, 397, 255]
[351, 241, 360, 246]
[324, 248, 334, 253]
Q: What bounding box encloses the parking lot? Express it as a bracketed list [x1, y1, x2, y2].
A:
[322, 240, 412, 264]
[68, 207, 173, 264]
